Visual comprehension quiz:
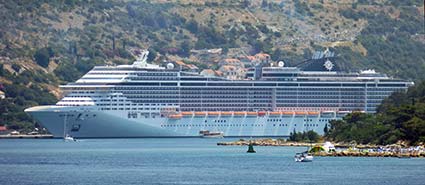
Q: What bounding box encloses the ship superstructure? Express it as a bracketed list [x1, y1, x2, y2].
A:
[25, 50, 413, 138]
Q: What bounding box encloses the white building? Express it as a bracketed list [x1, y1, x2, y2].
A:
[0, 91, 5, 99]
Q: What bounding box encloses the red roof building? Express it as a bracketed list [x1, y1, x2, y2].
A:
[0, 125, 7, 131]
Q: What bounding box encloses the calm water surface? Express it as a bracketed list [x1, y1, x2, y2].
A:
[0, 138, 424, 185]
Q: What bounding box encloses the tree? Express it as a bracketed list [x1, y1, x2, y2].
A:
[34, 48, 53, 67]
[147, 49, 157, 62]
[306, 130, 320, 142]
[261, 0, 268, 8]
[323, 124, 328, 135]
[241, 0, 250, 8]
[326, 81, 425, 145]
[0, 64, 4, 76]
[272, 48, 283, 61]
[185, 19, 198, 34]
[289, 128, 296, 141]
[179, 40, 192, 57]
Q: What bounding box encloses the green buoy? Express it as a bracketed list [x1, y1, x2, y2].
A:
[247, 142, 256, 153]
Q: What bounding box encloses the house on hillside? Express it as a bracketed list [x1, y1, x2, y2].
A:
[200, 69, 221, 77]
[218, 65, 246, 80]
[254, 53, 271, 64]
[240, 53, 271, 66]
[239, 55, 256, 64]
[219, 58, 244, 68]
[174, 61, 199, 72]
[0, 125, 8, 135]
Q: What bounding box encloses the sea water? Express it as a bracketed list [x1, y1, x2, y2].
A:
[0, 138, 424, 185]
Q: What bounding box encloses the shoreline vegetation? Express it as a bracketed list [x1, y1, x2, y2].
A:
[325, 81, 425, 146]
[218, 80, 424, 158]
[217, 138, 425, 158]
[0, 134, 53, 139]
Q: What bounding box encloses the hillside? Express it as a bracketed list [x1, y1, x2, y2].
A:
[0, 0, 424, 132]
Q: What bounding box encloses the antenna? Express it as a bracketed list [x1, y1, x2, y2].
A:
[167, 63, 175, 69]
[278, 61, 285, 67]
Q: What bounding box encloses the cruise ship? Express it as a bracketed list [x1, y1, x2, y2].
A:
[25, 50, 413, 138]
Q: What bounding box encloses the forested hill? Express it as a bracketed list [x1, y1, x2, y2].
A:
[0, 0, 424, 131]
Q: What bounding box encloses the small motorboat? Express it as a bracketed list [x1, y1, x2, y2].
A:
[295, 152, 313, 162]
[64, 134, 77, 142]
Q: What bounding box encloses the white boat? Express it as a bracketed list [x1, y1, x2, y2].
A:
[295, 152, 313, 162]
[199, 130, 224, 138]
[64, 134, 76, 142]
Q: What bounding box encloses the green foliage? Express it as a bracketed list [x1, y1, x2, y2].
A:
[1, 81, 57, 133]
[147, 49, 157, 62]
[385, 0, 423, 6]
[0, 64, 4, 76]
[337, 7, 425, 80]
[54, 61, 82, 82]
[326, 81, 425, 145]
[185, 19, 198, 33]
[323, 124, 328, 135]
[289, 129, 320, 142]
[294, 0, 313, 17]
[34, 47, 54, 67]
[179, 40, 192, 57]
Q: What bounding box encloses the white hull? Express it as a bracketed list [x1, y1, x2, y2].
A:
[25, 106, 339, 138]
[295, 156, 313, 162]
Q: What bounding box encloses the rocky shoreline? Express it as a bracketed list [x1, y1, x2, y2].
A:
[312, 151, 425, 158]
[217, 139, 370, 148]
[217, 139, 425, 158]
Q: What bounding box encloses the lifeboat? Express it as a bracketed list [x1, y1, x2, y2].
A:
[221, 112, 233, 116]
[168, 114, 182, 119]
[337, 111, 350, 117]
[307, 111, 319, 115]
[194, 112, 207, 116]
[207, 112, 220, 116]
[181, 112, 193, 116]
[246, 112, 257, 116]
[282, 111, 294, 115]
[294, 112, 307, 115]
[257, 111, 267, 116]
[269, 111, 281, 116]
[233, 112, 245, 116]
